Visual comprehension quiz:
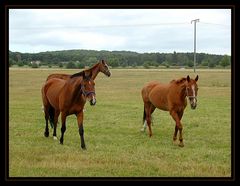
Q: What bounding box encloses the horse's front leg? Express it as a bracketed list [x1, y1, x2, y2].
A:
[170, 110, 184, 147]
[177, 111, 184, 147]
[59, 112, 66, 145]
[77, 111, 86, 150]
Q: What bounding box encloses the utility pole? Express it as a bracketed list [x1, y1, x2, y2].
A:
[191, 19, 199, 73]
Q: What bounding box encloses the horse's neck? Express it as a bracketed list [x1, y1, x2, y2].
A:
[179, 84, 187, 100]
[174, 83, 187, 101]
[87, 63, 100, 80]
[66, 77, 83, 101]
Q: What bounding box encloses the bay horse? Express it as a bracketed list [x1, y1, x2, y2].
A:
[41, 70, 96, 149]
[46, 59, 111, 81]
[141, 75, 199, 147]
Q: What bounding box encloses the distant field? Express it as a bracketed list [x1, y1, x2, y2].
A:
[9, 68, 231, 178]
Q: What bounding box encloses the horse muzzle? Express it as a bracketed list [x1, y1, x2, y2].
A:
[89, 96, 96, 106]
[106, 71, 111, 77]
[189, 97, 197, 110]
[190, 104, 197, 110]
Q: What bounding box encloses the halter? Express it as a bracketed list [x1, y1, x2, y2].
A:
[103, 68, 110, 74]
[80, 84, 95, 97]
[185, 86, 197, 100]
[101, 66, 110, 76]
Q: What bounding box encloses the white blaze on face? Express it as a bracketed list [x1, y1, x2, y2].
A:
[191, 85, 197, 105]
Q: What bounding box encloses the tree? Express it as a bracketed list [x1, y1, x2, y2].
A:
[143, 62, 150, 69]
[162, 61, 170, 68]
[77, 62, 85, 69]
[172, 51, 178, 65]
[31, 63, 39, 68]
[9, 59, 16, 67]
[187, 61, 194, 67]
[17, 61, 24, 67]
[66, 61, 77, 69]
[108, 59, 119, 68]
[208, 60, 216, 68]
[220, 55, 230, 68]
[59, 63, 63, 68]
[201, 60, 209, 67]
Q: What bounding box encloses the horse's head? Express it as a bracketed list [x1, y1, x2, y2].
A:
[185, 75, 199, 109]
[81, 72, 96, 106]
[99, 60, 111, 77]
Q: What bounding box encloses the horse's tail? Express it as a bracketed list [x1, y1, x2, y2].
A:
[48, 106, 55, 128]
[143, 107, 146, 124]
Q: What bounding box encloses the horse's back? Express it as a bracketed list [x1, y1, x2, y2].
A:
[142, 81, 159, 101]
[46, 73, 70, 81]
[142, 81, 170, 111]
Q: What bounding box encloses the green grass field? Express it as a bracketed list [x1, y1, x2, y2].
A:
[9, 68, 231, 178]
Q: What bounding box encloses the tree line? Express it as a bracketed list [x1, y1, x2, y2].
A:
[9, 49, 231, 68]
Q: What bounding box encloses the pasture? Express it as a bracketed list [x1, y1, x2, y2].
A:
[9, 68, 231, 178]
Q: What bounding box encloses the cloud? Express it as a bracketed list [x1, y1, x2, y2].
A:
[9, 9, 231, 55]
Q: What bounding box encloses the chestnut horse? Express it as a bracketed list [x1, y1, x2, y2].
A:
[141, 75, 199, 147]
[41, 71, 96, 149]
[46, 59, 111, 81]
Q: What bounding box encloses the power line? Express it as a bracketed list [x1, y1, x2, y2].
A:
[199, 22, 230, 28]
[11, 22, 190, 30]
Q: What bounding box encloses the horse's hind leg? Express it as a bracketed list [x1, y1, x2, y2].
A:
[173, 125, 178, 142]
[141, 107, 147, 132]
[42, 85, 49, 137]
[53, 110, 60, 140]
[141, 103, 155, 134]
[144, 103, 155, 137]
[43, 105, 50, 137]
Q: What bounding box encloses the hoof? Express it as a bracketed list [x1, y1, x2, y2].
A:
[173, 140, 178, 145]
[60, 138, 63, 144]
[44, 131, 49, 137]
[140, 128, 145, 132]
[53, 136, 58, 140]
[81, 145, 86, 150]
[178, 143, 184, 147]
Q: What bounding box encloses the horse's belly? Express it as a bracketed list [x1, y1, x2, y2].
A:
[150, 95, 169, 111]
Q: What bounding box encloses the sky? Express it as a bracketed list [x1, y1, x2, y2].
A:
[9, 9, 231, 55]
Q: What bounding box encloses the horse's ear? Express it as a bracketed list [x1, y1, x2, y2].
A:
[187, 75, 190, 82]
[101, 59, 105, 64]
[195, 75, 199, 82]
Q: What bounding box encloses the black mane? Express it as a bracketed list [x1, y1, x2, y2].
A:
[70, 71, 85, 78]
[70, 70, 92, 80]
[170, 77, 187, 84]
